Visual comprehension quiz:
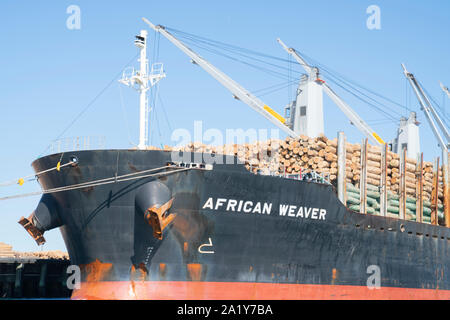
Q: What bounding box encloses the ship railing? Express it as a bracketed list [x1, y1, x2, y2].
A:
[166, 161, 214, 170]
[283, 167, 331, 184]
[247, 165, 331, 185]
[48, 136, 106, 154]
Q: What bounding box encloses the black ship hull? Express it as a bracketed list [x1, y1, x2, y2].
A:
[22, 150, 450, 299]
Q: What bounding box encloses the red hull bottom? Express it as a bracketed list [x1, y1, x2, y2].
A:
[71, 281, 450, 300]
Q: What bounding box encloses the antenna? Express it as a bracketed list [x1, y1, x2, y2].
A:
[119, 30, 166, 150]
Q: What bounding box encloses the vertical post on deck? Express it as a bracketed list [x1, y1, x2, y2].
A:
[14, 263, 24, 298]
[443, 152, 450, 227]
[360, 138, 368, 214]
[431, 157, 440, 225]
[399, 147, 407, 220]
[416, 153, 424, 223]
[39, 262, 48, 297]
[337, 132, 346, 204]
[380, 143, 388, 217]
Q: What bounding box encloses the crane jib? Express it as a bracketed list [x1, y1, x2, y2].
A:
[143, 17, 293, 134]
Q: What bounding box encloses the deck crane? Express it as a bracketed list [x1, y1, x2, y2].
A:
[402, 66, 450, 227]
[402, 64, 450, 160]
[440, 82, 450, 99]
[277, 39, 385, 146]
[142, 18, 299, 139]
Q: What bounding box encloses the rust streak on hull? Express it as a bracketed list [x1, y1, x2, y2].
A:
[186, 263, 203, 281]
[80, 259, 113, 282]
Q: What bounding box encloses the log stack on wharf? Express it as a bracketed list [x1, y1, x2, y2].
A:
[0, 243, 71, 299]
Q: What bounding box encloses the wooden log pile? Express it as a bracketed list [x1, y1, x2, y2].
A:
[0, 242, 14, 258]
[340, 143, 444, 205]
[345, 184, 445, 223]
[168, 140, 282, 175]
[149, 134, 445, 206]
[278, 134, 337, 180]
[14, 250, 69, 260]
[0, 242, 69, 260]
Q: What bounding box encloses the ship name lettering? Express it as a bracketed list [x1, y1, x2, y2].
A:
[202, 197, 272, 215]
[202, 198, 325, 220]
[279, 204, 327, 220]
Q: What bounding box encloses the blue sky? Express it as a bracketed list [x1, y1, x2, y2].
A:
[0, 0, 449, 251]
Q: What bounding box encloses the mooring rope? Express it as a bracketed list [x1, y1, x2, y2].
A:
[0, 161, 75, 187]
[0, 165, 203, 201]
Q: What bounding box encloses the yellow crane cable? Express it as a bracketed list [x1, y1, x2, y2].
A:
[0, 161, 74, 187]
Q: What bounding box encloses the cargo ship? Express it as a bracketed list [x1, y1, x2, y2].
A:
[16, 18, 450, 299]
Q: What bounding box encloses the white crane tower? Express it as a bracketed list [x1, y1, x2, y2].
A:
[277, 39, 385, 146]
[119, 30, 166, 150]
[391, 111, 421, 159]
[283, 64, 324, 138]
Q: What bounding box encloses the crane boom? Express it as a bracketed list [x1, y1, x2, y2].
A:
[412, 77, 450, 143]
[277, 38, 384, 146]
[402, 64, 449, 159]
[142, 18, 299, 138]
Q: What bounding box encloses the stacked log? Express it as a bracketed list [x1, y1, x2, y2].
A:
[14, 250, 69, 260]
[0, 242, 69, 260]
[344, 143, 354, 185]
[170, 139, 282, 175]
[346, 183, 379, 215]
[0, 242, 14, 258]
[277, 134, 335, 180]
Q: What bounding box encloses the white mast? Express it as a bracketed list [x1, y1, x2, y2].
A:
[119, 30, 166, 150]
[138, 30, 148, 150]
